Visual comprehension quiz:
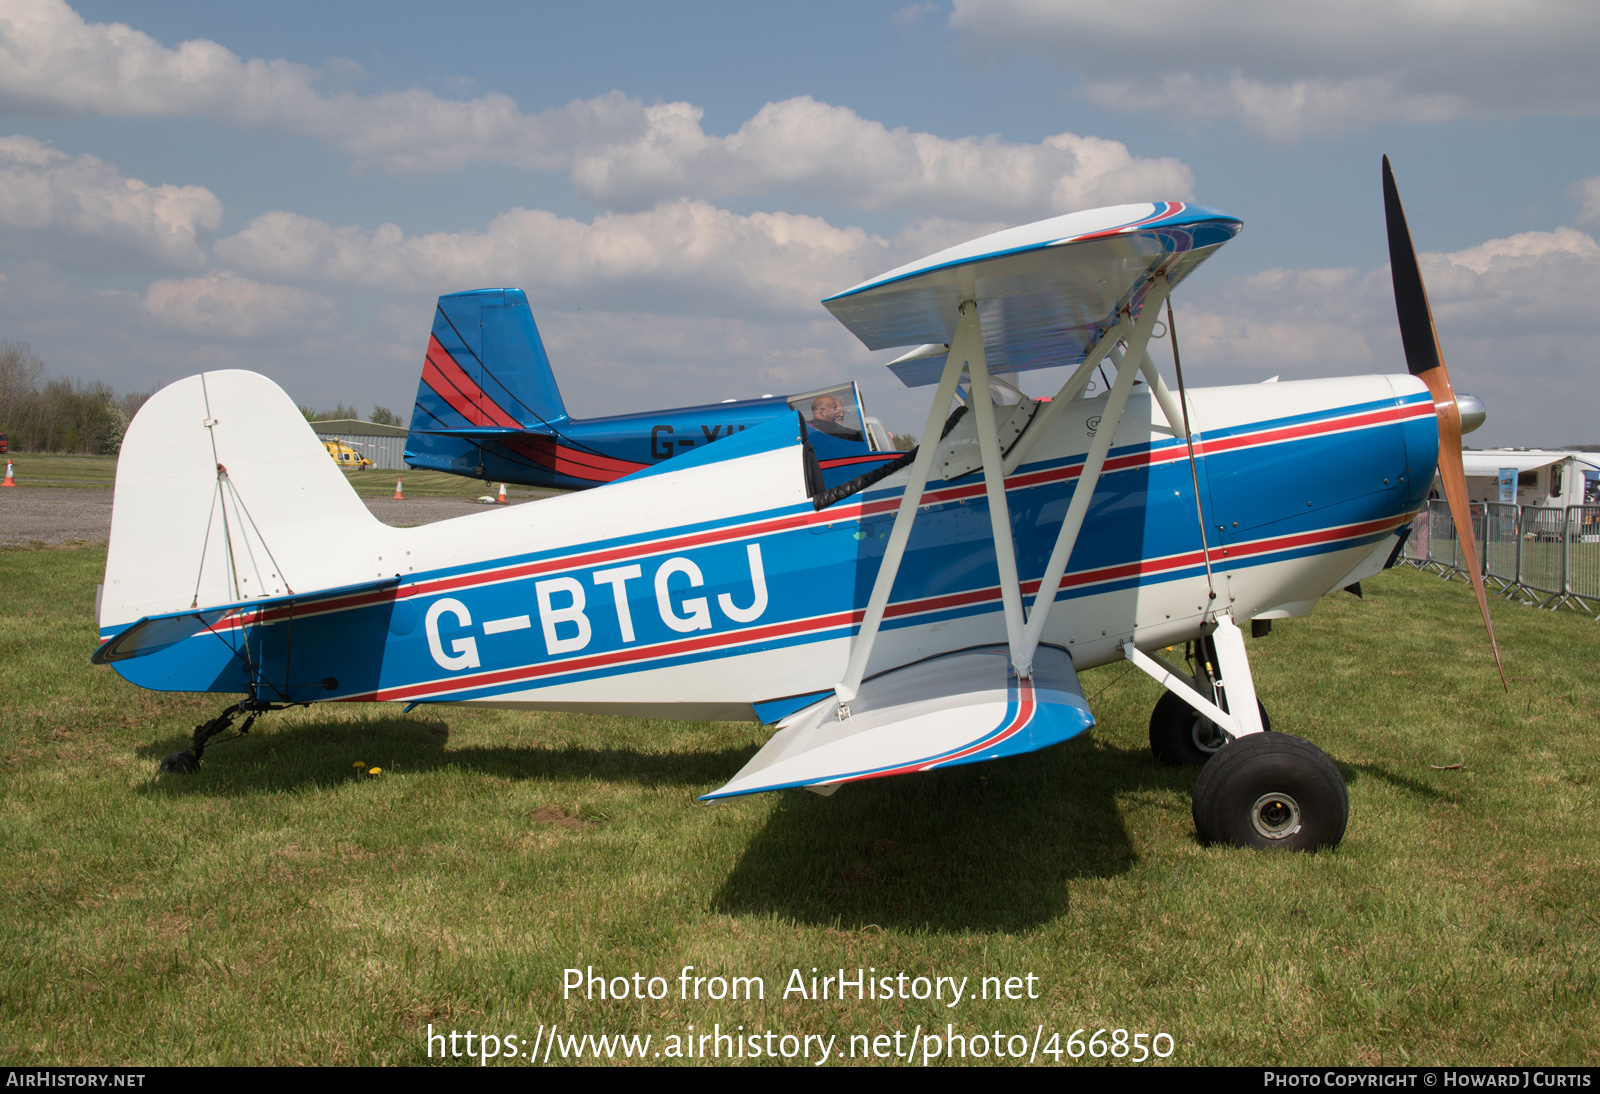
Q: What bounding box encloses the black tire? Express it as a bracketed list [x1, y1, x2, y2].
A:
[1191, 732, 1347, 851]
[1149, 690, 1271, 766]
[159, 749, 199, 774]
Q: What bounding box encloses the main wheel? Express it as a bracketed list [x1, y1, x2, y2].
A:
[1191, 732, 1347, 851]
[1149, 690, 1271, 766]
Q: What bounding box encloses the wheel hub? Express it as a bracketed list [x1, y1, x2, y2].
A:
[1249, 792, 1302, 840]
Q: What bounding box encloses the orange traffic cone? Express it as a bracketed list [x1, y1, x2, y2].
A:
[496, 482, 508, 504]
[392, 478, 404, 500]
[2, 461, 14, 487]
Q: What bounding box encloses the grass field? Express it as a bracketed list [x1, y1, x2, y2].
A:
[2, 548, 1597, 1066]
[2, 453, 119, 488]
[0, 453, 557, 499]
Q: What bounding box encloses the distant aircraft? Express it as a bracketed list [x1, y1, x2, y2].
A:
[404, 288, 899, 490]
[321, 439, 373, 471]
[94, 161, 1498, 852]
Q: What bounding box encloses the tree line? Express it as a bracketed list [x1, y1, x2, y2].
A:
[298, 402, 404, 427]
[0, 341, 404, 455]
[0, 343, 147, 455]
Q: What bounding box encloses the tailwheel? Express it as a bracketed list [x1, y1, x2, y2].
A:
[159, 749, 200, 774]
[1191, 732, 1348, 851]
[156, 700, 275, 774]
[1149, 690, 1271, 767]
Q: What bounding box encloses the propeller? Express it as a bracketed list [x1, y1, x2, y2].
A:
[1382, 155, 1506, 689]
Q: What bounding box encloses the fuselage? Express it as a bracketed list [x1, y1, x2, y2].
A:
[404, 394, 801, 491]
[106, 373, 1438, 721]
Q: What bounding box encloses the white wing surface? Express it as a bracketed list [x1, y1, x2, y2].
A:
[706, 645, 1093, 799]
[822, 202, 1241, 386]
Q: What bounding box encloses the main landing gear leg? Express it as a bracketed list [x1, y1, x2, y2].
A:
[1122, 614, 1349, 851]
[159, 700, 278, 774]
[1149, 688, 1272, 767]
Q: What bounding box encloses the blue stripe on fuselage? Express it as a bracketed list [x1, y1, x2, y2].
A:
[109, 393, 1436, 701]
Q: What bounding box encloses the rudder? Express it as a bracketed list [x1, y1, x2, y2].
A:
[406, 289, 568, 475]
[102, 371, 384, 634]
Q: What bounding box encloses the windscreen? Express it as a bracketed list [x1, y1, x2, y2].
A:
[788, 382, 867, 444]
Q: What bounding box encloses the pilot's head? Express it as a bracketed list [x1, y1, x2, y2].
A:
[811, 395, 844, 424]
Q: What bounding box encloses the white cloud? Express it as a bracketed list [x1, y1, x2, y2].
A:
[1187, 225, 1600, 366]
[895, 3, 938, 24]
[0, 135, 221, 267]
[214, 201, 900, 317]
[1569, 176, 1600, 228]
[144, 270, 334, 337]
[0, 0, 645, 172]
[1419, 227, 1600, 336]
[569, 96, 1193, 215]
[951, 0, 1600, 140]
[1170, 222, 1600, 443]
[535, 310, 886, 416]
[0, 2, 1191, 216]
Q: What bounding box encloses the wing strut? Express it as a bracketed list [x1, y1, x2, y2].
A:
[1011, 274, 1171, 671]
[836, 300, 1033, 700]
[837, 274, 1176, 697]
[963, 303, 1030, 674]
[1121, 344, 1185, 436]
[1002, 315, 1131, 475]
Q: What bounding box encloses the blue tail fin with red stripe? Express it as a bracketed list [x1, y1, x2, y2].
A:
[406, 289, 569, 477]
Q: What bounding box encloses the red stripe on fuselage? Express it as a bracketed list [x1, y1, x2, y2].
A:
[187, 401, 1428, 636]
[819, 454, 902, 470]
[495, 434, 647, 482]
[348, 605, 866, 703]
[335, 510, 1411, 705]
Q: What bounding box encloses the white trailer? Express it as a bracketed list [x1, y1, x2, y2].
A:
[1454, 449, 1600, 510]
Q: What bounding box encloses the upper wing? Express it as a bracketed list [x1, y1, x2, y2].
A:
[822, 202, 1242, 386]
[704, 645, 1094, 799]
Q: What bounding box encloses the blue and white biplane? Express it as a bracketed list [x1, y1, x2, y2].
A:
[403, 288, 898, 491]
[93, 160, 1500, 851]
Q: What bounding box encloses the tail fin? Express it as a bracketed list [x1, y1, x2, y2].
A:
[101, 371, 382, 633]
[406, 289, 567, 475]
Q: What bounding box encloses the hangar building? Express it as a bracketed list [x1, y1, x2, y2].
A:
[312, 419, 409, 471]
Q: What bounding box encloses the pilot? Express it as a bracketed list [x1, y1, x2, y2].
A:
[809, 395, 863, 442]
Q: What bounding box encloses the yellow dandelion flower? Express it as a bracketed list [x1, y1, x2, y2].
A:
[353, 761, 366, 768]
[368, 767, 383, 776]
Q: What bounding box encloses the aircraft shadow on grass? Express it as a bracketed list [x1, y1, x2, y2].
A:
[129, 710, 1225, 931]
[1343, 760, 1438, 802]
[712, 738, 1167, 933]
[132, 714, 757, 792]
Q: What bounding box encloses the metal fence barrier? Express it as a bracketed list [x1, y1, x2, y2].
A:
[1402, 501, 1461, 577]
[1482, 502, 1518, 592]
[1520, 506, 1566, 603]
[1399, 500, 1599, 619]
[1566, 506, 1600, 610]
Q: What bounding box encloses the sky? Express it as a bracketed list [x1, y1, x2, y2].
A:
[1, 0, 1597, 445]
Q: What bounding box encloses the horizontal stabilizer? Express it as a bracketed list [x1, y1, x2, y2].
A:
[92, 576, 401, 664]
[411, 426, 553, 437]
[703, 645, 1093, 799]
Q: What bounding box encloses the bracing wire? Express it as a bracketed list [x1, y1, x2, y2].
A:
[1166, 298, 1218, 617]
